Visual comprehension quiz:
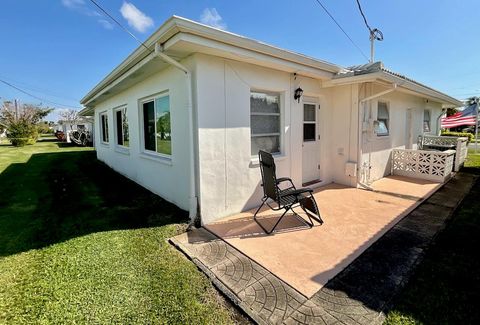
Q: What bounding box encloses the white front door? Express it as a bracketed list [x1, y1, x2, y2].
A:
[302, 102, 321, 184]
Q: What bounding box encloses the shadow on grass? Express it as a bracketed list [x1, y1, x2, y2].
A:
[0, 150, 188, 257]
[384, 164, 480, 324]
[56, 142, 75, 148]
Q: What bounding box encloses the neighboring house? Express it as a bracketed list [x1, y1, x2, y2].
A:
[55, 118, 93, 143]
[79, 16, 461, 224]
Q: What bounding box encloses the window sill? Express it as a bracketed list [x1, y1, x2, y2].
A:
[100, 142, 110, 147]
[250, 154, 286, 167]
[139, 152, 173, 166]
[114, 146, 130, 155]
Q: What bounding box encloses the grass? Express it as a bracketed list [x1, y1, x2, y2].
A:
[0, 138, 239, 324]
[384, 149, 480, 325]
[156, 138, 171, 155]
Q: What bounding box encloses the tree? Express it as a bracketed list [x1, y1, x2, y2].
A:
[0, 101, 52, 146]
[156, 112, 171, 140]
[58, 109, 80, 130]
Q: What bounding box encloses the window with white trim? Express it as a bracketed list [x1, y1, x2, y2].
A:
[376, 101, 389, 136]
[115, 106, 129, 147]
[141, 94, 171, 156]
[250, 91, 281, 155]
[100, 112, 109, 143]
[423, 109, 431, 133]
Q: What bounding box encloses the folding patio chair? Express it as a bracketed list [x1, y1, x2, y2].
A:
[254, 150, 323, 234]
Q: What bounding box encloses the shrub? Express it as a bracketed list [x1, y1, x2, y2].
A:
[0, 102, 51, 147]
[6, 120, 38, 146]
[441, 131, 475, 143]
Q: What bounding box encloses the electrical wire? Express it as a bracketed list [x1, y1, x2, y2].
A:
[0, 75, 80, 102]
[313, 0, 369, 61]
[0, 79, 81, 109]
[356, 0, 372, 32]
[88, 0, 153, 53]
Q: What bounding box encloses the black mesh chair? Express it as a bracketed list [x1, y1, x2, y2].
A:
[254, 150, 323, 234]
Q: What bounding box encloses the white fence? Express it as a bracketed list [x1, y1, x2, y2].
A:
[392, 149, 455, 182]
[420, 135, 468, 171]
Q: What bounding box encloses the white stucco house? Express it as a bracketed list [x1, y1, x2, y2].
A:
[79, 16, 461, 224]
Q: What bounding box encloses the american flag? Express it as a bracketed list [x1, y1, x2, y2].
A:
[441, 103, 478, 128]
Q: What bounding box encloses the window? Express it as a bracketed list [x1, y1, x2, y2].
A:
[250, 91, 281, 155]
[141, 94, 171, 156]
[100, 112, 109, 143]
[303, 103, 316, 141]
[423, 109, 431, 133]
[376, 102, 389, 136]
[115, 107, 129, 147]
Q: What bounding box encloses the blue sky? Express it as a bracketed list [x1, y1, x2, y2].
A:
[1, 0, 479, 121]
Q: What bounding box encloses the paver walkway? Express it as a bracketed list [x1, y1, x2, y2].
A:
[170, 172, 476, 325]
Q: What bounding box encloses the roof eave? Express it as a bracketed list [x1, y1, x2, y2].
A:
[81, 16, 346, 106]
[328, 71, 461, 107]
[78, 106, 94, 116]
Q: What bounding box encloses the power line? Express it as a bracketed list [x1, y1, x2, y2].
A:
[356, 0, 372, 32]
[0, 79, 82, 109]
[313, 0, 369, 61]
[0, 75, 80, 102]
[88, 0, 153, 53]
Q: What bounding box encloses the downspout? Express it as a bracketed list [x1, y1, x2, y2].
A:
[357, 83, 398, 190]
[154, 43, 198, 222]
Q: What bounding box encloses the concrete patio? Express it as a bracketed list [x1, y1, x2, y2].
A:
[170, 173, 476, 324]
[205, 176, 441, 297]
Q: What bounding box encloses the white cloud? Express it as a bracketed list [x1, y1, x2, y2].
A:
[98, 19, 114, 30]
[200, 8, 226, 30]
[61, 0, 112, 30]
[61, 0, 85, 9]
[120, 2, 154, 33]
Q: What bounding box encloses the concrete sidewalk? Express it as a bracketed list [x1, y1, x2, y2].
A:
[170, 173, 476, 324]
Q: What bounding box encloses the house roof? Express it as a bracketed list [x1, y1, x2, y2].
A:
[80, 16, 461, 109]
[331, 62, 462, 107]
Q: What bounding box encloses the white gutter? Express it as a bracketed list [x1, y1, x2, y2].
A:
[357, 83, 398, 190]
[153, 43, 198, 222]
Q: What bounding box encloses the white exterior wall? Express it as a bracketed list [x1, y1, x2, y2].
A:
[193, 54, 357, 224]
[88, 52, 446, 224]
[92, 59, 193, 211]
[329, 84, 360, 187]
[360, 86, 443, 183]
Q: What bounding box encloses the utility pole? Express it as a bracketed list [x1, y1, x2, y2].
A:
[370, 31, 375, 63]
[14, 99, 18, 120]
[369, 29, 383, 63]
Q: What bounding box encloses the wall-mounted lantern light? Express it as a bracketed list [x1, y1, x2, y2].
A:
[294, 87, 303, 103]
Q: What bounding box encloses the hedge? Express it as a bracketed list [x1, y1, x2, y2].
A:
[440, 131, 475, 143]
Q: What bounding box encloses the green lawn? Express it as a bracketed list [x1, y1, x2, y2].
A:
[0, 138, 238, 324]
[384, 149, 480, 325]
[156, 138, 171, 155]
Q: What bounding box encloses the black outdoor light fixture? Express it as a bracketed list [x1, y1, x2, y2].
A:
[294, 87, 303, 103]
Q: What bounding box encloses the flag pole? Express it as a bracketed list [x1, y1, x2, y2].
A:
[475, 97, 479, 154]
